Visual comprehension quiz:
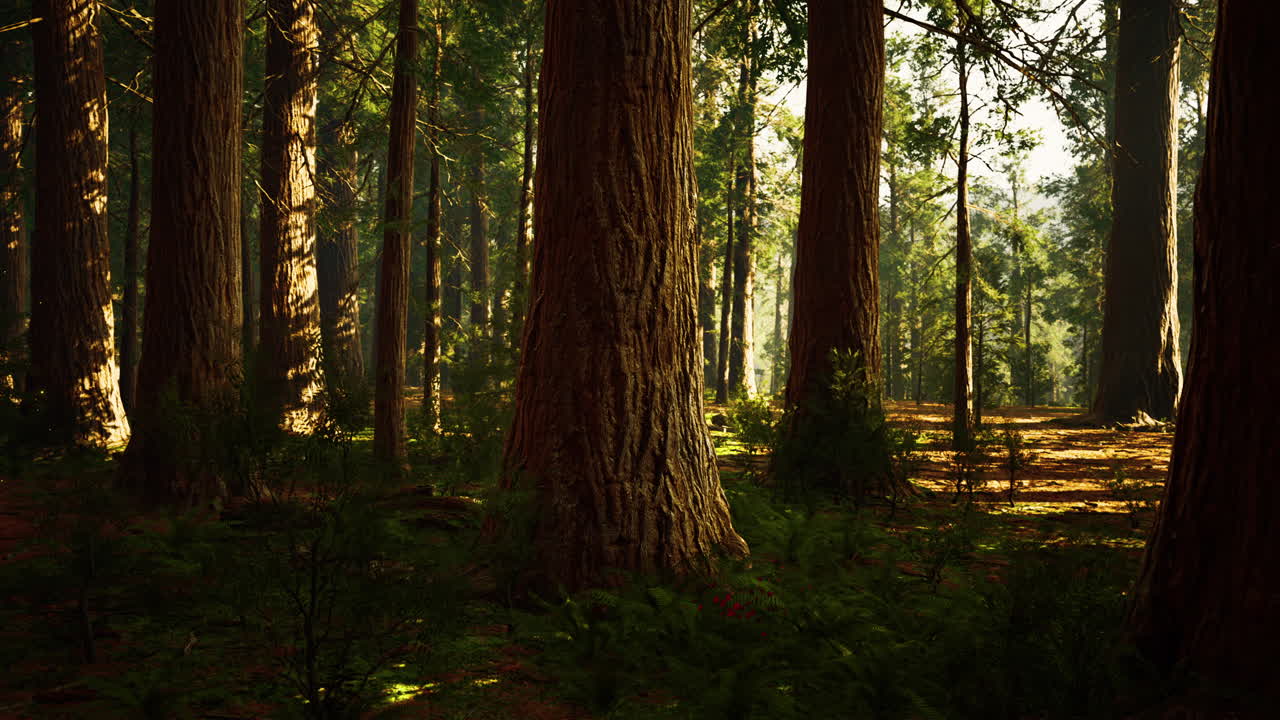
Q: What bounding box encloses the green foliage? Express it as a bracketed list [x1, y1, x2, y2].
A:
[727, 394, 779, 462]
[999, 425, 1035, 504]
[1102, 459, 1156, 530]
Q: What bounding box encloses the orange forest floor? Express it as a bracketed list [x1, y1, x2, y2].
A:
[0, 401, 1173, 719]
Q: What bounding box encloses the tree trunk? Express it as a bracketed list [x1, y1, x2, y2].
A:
[1093, 0, 1181, 424]
[468, 133, 490, 336]
[770, 250, 783, 394]
[501, 0, 747, 593]
[727, 52, 756, 397]
[714, 158, 734, 404]
[1126, 4, 1280, 711]
[258, 0, 323, 432]
[241, 189, 257, 363]
[317, 129, 363, 393]
[512, 18, 536, 344]
[952, 31, 974, 448]
[779, 0, 885, 495]
[422, 5, 442, 429]
[1, 53, 27, 393]
[698, 218, 718, 390]
[120, 123, 141, 412]
[441, 197, 463, 391]
[373, 0, 418, 468]
[127, 0, 243, 508]
[30, 0, 130, 447]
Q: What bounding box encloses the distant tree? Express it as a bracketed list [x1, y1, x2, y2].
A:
[727, 10, 757, 397]
[1093, 0, 1182, 424]
[951, 11, 974, 447]
[372, 0, 419, 468]
[317, 123, 364, 395]
[126, 0, 244, 507]
[0, 43, 26, 392]
[29, 0, 130, 446]
[258, 0, 323, 431]
[501, 0, 747, 592]
[1126, 2, 1280, 711]
[420, 2, 444, 428]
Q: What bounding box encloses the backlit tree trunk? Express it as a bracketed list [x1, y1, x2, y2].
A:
[1093, 0, 1181, 424]
[1126, 3, 1280, 710]
[422, 6, 443, 428]
[258, 0, 323, 432]
[30, 0, 130, 446]
[502, 0, 747, 592]
[372, 0, 418, 467]
[317, 128, 363, 392]
[127, 0, 243, 508]
[952, 30, 974, 448]
[1, 52, 26, 392]
[780, 0, 884, 485]
[727, 50, 756, 397]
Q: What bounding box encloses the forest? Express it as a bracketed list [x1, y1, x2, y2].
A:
[0, 0, 1275, 718]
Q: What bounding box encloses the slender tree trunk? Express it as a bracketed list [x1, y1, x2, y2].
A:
[258, 0, 323, 432]
[127, 0, 243, 508]
[422, 5, 442, 428]
[1093, 0, 1182, 424]
[1126, 5, 1280, 709]
[512, 17, 536, 343]
[715, 159, 734, 404]
[698, 217, 718, 389]
[468, 92, 490, 336]
[771, 250, 783, 394]
[241, 188, 256, 363]
[501, 0, 747, 593]
[373, 0, 419, 468]
[120, 123, 141, 412]
[952, 31, 974, 448]
[1, 53, 27, 392]
[727, 52, 756, 397]
[317, 129, 363, 392]
[30, 0, 130, 447]
[780, 0, 885, 495]
[441, 196, 463, 391]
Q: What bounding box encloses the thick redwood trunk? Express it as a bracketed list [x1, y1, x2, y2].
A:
[30, 0, 130, 447]
[1, 54, 26, 392]
[372, 0, 418, 467]
[779, 0, 885, 493]
[952, 33, 974, 448]
[128, 0, 243, 507]
[317, 133, 363, 392]
[1093, 0, 1181, 424]
[502, 0, 747, 592]
[258, 0, 323, 431]
[1126, 3, 1280, 711]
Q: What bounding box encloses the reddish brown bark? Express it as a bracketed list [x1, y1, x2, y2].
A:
[782, 0, 883, 443]
[1125, 3, 1280, 712]
[127, 0, 244, 507]
[372, 0, 418, 467]
[30, 0, 130, 446]
[258, 0, 323, 431]
[1093, 0, 1182, 424]
[502, 0, 747, 592]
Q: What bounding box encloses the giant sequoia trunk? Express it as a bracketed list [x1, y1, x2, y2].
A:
[952, 32, 974, 448]
[501, 0, 747, 592]
[30, 0, 130, 447]
[1126, 3, 1280, 712]
[779, 0, 885, 495]
[258, 0, 323, 432]
[1, 53, 26, 392]
[372, 0, 418, 467]
[127, 0, 243, 507]
[1093, 0, 1182, 424]
[317, 130, 364, 393]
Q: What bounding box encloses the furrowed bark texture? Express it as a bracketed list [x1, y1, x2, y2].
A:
[317, 133, 363, 391]
[784, 0, 883, 414]
[504, 0, 747, 593]
[372, 0, 418, 466]
[128, 0, 243, 508]
[1, 51, 26, 392]
[30, 0, 130, 446]
[1126, 2, 1280, 711]
[1093, 0, 1182, 423]
[258, 0, 323, 432]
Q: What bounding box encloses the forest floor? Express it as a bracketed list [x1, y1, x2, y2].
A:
[0, 401, 1174, 719]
